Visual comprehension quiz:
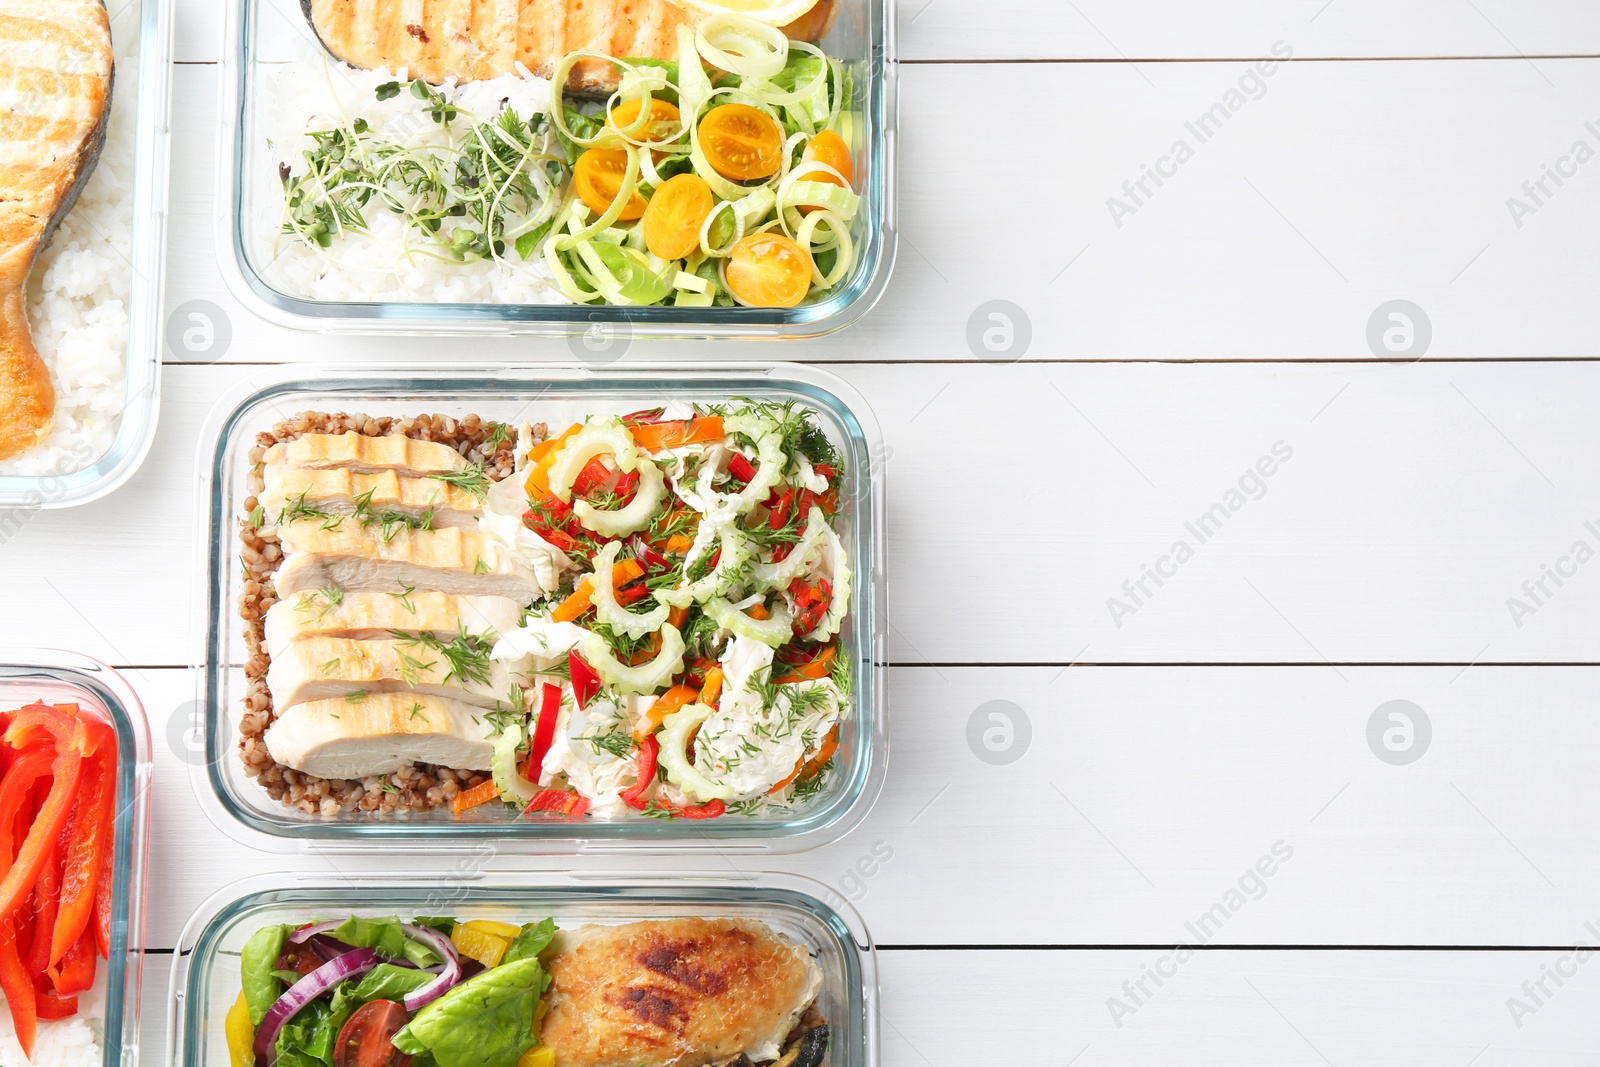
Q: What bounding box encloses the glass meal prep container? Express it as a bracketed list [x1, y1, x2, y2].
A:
[168, 872, 876, 1067]
[215, 0, 897, 339]
[0, 0, 173, 510]
[0, 650, 152, 1067]
[194, 363, 887, 852]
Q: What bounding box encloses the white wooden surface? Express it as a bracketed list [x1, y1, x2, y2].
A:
[12, 0, 1600, 1061]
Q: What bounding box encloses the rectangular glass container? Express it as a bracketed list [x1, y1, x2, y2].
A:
[215, 0, 896, 339]
[194, 363, 887, 852]
[0, 0, 173, 509]
[167, 872, 875, 1067]
[0, 650, 153, 1067]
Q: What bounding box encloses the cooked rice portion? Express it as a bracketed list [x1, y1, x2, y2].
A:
[239, 410, 527, 816]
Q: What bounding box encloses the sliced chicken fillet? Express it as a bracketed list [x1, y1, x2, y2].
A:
[264, 589, 522, 659]
[263, 431, 468, 477]
[267, 635, 514, 712]
[302, 0, 837, 94]
[540, 918, 822, 1067]
[274, 520, 541, 603]
[263, 692, 495, 779]
[262, 465, 484, 531]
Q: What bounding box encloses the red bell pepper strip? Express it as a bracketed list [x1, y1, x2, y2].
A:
[658, 798, 726, 820]
[25, 842, 60, 977]
[568, 652, 600, 711]
[521, 683, 562, 786]
[619, 735, 660, 811]
[0, 921, 34, 1058]
[93, 855, 112, 960]
[48, 927, 95, 996]
[789, 577, 833, 637]
[50, 717, 115, 968]
[0, 710, 86, 934]
[726, 453, 757, 483]
[521, 789, 590, 819]
[572, 457, 615, 498]
[33, 977, 76, 1020]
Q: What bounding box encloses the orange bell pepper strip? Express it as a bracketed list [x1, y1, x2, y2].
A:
[0, 708, 86, 944]
[524, 424, 583, 497]
[49, 714, 115, 969]
[628, 417, 725, 453]
[632, 685, 699, 741]
[450, 779, 501, 816]
[550, 558, 646, 623]
[699, 668, 725, 708]
[775, 645, 836, 683]
[769, 725, 840, 795]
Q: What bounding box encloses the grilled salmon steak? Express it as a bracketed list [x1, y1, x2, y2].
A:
[0, 0, 113, 461]
[540, 918, 822, 1067]
[302, 0, 836, 94]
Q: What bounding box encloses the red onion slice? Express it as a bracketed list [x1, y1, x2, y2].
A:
[252, 948, 378, 1067]
[400, 924, 462, 1012]
[286, 920, 344, 945]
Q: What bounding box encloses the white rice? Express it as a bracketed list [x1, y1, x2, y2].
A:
[0, 975, 106, 1066]
[0, 2, 141, 479]
[254, 55, 573, 306]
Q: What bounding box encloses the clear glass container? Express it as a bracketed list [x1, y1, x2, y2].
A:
[0, 0, 173, 509]
[167, 872, 875, 1067]
[0, 650, 153, 1067]
[215, 0, 896, 339]
[193, 363, 887, 852]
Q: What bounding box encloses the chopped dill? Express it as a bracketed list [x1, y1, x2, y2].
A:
[583, 727, 636, 760]
[429, 463, 491, 501]
[344, 689, 368, 704]
[247, 505, 266, 529]
[388, 581, 418, 613]
[318, 658, 341, 675]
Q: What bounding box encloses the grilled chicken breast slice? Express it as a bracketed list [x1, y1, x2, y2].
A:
[274, 521, 542, 603]
[263, 692, 495, 779]
[0, 0, 114, 461]
[266, 635, 513, 712]
[540, 918, 822, 1067]
[264, 590, 521, 659]
[263, 431, 469, 477]
[262, 465, 485, 531]
[302, 0, 836, 93]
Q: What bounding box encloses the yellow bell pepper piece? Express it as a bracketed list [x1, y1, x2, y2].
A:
[461, 918, 524, 941]
[451, 922, 510, 968]
[518, 1047, 557, 1067]
[225, 991, 256, 1067]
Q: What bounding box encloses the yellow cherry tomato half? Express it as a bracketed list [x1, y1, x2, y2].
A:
[573, 148, 647, 221]
[801, 129, 853, 188]
[643, 173, 715, 261]
[607, 97, 682, 158]
[725, 232, 813, 308]
[698, 104, 784, 182]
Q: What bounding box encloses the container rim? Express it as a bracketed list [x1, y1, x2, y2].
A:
[191, 363, 889, 854]
[0, 0, 173, 509]
[167, 870, 877, 1067]
[213, 0, 898, 339]
[0, 649, 154, 1067]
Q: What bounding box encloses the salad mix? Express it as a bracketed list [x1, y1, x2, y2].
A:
[228, 915, 555, 1067]
[276, 13, 862, 309]
[476, 399, 853, 821]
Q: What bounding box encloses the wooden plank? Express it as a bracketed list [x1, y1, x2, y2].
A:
[162, 60, 1600, 362]
[129, 664, 1600, 947]
[171, 0, 1600, 63]
[5, 361, 1600, 665]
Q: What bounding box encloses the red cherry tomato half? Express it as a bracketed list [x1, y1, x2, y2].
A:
[334, 1000, 412, 1067]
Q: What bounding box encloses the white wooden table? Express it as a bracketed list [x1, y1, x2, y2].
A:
[11, 0, 1600, 1062]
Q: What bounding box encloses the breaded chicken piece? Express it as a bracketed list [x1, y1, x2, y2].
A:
[539, 918, 822, 1067]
